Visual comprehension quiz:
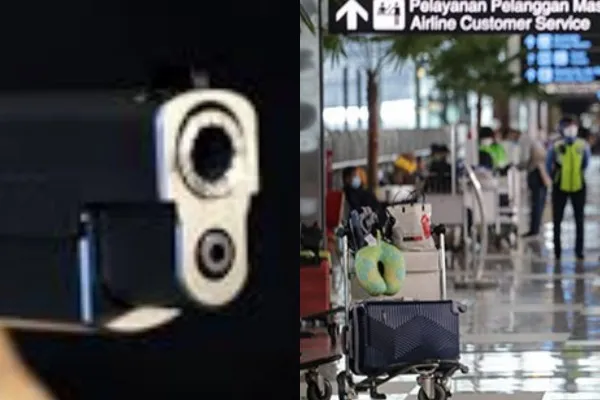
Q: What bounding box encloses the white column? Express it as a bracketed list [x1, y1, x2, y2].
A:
[507, 35, 522, 130]
[300, 0, 324, 228]
[539, 101, 549, 141]
[527, 99, 539, 139]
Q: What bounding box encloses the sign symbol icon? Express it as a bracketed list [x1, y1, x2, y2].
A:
[373, 0, 405, 31]
[537, 51, 552, 67]
[524, 35, 536, 50]
[526, 53, 536, 66]
[536, 34, 552, 50]
[525, 69, 537, 83]
[553, 50, 568, 67]
[335, 0, 369, 31]
[537, 68, 554, 84]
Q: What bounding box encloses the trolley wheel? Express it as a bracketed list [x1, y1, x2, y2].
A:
[306, 378, 332, 400]
[337, 371, 354, 400]
[417, 383, 447, 400]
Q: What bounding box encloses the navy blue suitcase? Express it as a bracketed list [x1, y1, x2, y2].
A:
[348, 300, 461, 375]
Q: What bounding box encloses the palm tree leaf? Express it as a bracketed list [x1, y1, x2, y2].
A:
[300, 2, 315, 34]
[427, 35, 545, 100]
[322, 33, 347, 65]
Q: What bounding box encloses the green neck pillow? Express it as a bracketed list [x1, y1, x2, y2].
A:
[354, 236, 406, 296]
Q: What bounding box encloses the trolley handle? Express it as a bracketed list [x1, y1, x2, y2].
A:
[432, 224, 447, 300]
[432, 224, 446, 236]
[334, 226, 346, 239]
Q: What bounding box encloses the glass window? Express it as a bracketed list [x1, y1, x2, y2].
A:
[481, 97, 494, 127]
[323, 81, 343, 108]
[323, 99, 417, 131]
[346, 69, 366, 107]
[381, 99, 416, 129]
[518, 101, 529, 132]
[380, 70, 413, 101]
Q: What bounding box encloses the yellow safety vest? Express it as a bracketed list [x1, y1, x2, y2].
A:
[553, 138, 586, 192]
[480, 143, 508, 169]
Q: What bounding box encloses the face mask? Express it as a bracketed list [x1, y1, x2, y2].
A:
[480, 138, 493, 146]
[563, 125, 578, 138]
[351, 175, 362, 188]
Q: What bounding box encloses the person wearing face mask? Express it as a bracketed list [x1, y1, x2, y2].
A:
[546, 116, 591, 260]
[341, 166, 386, 225]
[356, 166, 368, 188]
[342, 166, 363, 192]
[478, 126, 510, 171]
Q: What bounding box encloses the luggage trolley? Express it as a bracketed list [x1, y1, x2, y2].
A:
[493, 166, 522, 249]
[300, 224, 345, 400]
[335, 224, 468, 400]
[300, 313, 342, 400]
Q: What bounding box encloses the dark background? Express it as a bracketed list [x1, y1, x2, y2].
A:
[560, 98, 595, 116]
[0, 0, 297, 398]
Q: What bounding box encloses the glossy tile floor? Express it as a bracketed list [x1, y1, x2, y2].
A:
[301, 158, 600, 400]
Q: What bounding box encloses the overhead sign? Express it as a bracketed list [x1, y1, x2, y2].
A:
[328, 0, 600, 34]
[335, 0, 370, 30]
[521, 33, 600, 95]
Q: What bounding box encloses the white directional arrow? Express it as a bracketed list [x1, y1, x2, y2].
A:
[335, 0, 369, 31]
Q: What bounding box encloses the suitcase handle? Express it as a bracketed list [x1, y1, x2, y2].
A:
[341, 325, 350, 355]
[452, 300, 468, 314]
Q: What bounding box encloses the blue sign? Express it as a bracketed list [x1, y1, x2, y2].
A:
[537, 34, 553, 50]
[525, 69, 536, 83]
[527, 53, 536, 66]
[524, 35, 536, 50]
[522, 34, 600, 85]
[570, 51, 589, 66]
[537, 68, 554, 84]
[553, 50, 569, 67]
[537, 51, 552, 66]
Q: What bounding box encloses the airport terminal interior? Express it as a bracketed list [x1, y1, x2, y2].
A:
[301, 164, 600, 399]
[300, 22, 600, 400]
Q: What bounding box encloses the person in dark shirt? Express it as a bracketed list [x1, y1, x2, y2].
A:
[546, 116, 590, 260]
[428, 144, 452, 192]
[478, 127, 496, 170]
[341, 166, 386, 224]
[429, 144, 451, 174]
[415, 156, 427, 181]
[579, 126, 593, 144]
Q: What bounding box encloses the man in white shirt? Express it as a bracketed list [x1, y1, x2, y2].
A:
[520, 133, 552, 238]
